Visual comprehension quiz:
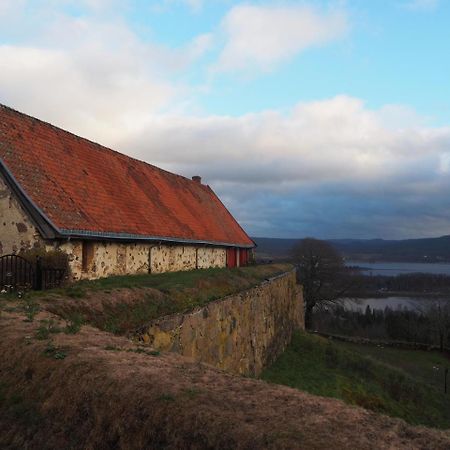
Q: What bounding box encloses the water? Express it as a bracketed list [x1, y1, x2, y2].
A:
[340, 262, 450, 311]
[346, 261, 450, 276]
[342, 296, 450, 312]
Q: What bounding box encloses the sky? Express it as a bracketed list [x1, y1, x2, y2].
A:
[0, 0, 450, 240]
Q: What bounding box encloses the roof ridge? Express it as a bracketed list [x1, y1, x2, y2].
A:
[0, 103, 196, 185]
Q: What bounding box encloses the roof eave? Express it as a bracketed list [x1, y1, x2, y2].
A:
[58, 229, 255, 249]
[0, 158, 61, 240]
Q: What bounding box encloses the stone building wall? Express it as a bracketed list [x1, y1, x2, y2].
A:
[150, 245, 197, 273]
[0, 176, 43, 256]
[150, 245, 227, 273]
[58, 241, 151, 281]
[138, 269, 304, 376]
[197, 247, 226, 269]
[56, 242, 229, 281]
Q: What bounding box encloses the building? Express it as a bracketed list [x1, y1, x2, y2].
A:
[0, 104, 255, 280]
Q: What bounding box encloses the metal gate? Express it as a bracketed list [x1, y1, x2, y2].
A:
[0, 254, 66, 291]
[0, 254, 35, 291]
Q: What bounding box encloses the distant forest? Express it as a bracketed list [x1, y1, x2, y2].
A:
[253, 235, 450, 263]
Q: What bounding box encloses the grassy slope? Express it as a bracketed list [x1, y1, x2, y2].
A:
[332, 340, 450, 392]
[261, 332, 450, 429]
[0, 264, 291, 335]
[2, 311, 450, 450]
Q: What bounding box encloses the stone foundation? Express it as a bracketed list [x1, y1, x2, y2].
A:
[138, 269, 304, 376]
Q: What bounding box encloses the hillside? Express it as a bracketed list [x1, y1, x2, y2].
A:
[262, 332, 450, 429]
[253, 235, 450, 262]
[1, 306, 450, 449]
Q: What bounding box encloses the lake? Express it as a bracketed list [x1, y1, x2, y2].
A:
[342, 296, 450, 312]
[346, 261, 450, 276]
[341, 262, 450, 311]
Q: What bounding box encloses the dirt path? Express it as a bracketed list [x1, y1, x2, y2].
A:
[1, 308, 450, 450]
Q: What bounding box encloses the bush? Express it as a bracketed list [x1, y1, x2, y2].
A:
[19, 247, 69, 271]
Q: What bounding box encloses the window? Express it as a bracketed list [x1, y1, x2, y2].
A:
[81, 241, 95, 272]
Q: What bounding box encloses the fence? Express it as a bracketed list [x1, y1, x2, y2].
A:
[0, 254, 66, 291]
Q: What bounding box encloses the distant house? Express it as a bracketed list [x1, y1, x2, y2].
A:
[0, 104, 255, 280]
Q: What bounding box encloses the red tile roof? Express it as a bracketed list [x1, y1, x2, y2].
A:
[0, 104, 254, 248]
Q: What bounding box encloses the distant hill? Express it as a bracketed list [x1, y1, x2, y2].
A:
[252, 235, 450, 263]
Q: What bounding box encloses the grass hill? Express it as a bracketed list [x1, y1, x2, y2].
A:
[2, 304, 450, 449]
[1, 267, 450, 448]
[262, 332, 450, 429]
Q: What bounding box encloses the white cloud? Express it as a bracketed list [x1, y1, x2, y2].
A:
[0, 6, 210, 142]
[122, 95, 449, 187]
[214, 4, 348, 73]
[116, 95, 450, 238]
[403, 0, 439, 11]
[1, 1, 450, 238]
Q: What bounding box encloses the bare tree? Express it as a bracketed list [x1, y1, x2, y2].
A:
[417, 299, 450, 352]
[291, 238, 356, 329]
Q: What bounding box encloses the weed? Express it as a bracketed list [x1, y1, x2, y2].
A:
[23, 298, 40, 322]
[183, 387, 201, 399]
[66, 286, 86, 299]
[104, 345, 120, 351]
[158, 393, 175, 402]
[64, 313, 84, 334]
[43, 342, 67, 360]
[35, 319, 61, 340]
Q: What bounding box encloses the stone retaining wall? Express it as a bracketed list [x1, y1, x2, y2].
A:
[138, 269, 304, 376]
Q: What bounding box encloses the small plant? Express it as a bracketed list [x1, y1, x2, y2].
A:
[19, 247, 69, 272]
[23, 298, 40, 322]
[64, 313, 84, 334]
[66, 286, 86, 299]
[35, 319, 61, 340]
[158, 393, 175, 402]
[43, 342, 67, 360]
[183, 387, 201, 399]
[104, 345, 120, 351]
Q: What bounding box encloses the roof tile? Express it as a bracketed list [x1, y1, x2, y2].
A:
[0, 104, 254, 247]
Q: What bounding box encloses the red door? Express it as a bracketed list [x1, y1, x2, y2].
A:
[227, 248, 237, 268]
[239, 249, 248, 267]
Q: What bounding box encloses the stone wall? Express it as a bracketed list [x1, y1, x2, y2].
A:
[0, 175, 43, 256]
[138, 269, 304, 376]
[63, 243, 228, 280]
[197, 247, 226, 269]
[150, 245, 226, 273]
[58, 241, 151, 281]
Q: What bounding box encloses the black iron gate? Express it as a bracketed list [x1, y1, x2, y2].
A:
[0, 254, 34, 291]
[0, 254, 66, 291]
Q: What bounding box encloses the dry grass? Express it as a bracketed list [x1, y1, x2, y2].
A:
[13, 264, 292, 335]
[1, 306, 450, 450]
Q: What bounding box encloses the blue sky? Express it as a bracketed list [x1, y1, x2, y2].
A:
[1, 0, 450, 239]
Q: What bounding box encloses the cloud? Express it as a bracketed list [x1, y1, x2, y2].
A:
[403, 0, 439, 11]
[157, 0, 209, 13]
[119, 96, 450, 238]
[0, 5, 210, 142]
[214, 4, 348, 73]
[1, 2, 450, 239]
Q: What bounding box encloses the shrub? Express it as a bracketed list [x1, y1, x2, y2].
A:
[19, 247, 69, 271]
